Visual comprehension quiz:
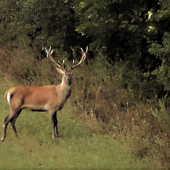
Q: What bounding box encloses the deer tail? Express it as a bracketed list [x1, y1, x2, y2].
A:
[4, 90, 11, 104]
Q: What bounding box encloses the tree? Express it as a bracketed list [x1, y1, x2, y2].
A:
[148, 0, 170, 92]
[0, 0, 83, 54]
[74, 0, 159, 63]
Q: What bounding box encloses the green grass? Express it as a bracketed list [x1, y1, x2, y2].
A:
[0, 77, 166, 170]
[0, 121, 157, 170]
[0, 108, 163, 169]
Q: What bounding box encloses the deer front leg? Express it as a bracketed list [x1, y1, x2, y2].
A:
[49, 111, 58, 139]
[54, 112, 58, 136]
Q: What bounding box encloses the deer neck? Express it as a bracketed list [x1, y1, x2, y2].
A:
[60, 77, 72, 101]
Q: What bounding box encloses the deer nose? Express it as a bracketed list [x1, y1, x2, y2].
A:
[67, 77, 72, 82]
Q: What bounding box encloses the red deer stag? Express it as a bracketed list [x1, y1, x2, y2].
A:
[1, 46, 88, 141]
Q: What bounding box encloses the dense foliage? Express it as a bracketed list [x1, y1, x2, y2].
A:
[1, 0, 170, 100]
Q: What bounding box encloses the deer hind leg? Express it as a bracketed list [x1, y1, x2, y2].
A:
[49, 111, 58, 139]
[10, 109, 22, 139]
[1, 112, 16, 141]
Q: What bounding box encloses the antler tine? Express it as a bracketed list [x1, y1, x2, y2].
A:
[45, 47, 62, 69]
[72, 46, 88, 69]
[86, 46, 88, 53]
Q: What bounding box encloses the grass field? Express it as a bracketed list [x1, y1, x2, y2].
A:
[0, 78, 166, 170]
[0, 111, 160, 170]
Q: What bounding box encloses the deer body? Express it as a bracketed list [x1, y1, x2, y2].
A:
[4, 84, 71, 112]
[1, 47, 88, 141]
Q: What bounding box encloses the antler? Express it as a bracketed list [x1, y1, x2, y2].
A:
[45, 47, 62, 69]
[71, 46, 88, 69]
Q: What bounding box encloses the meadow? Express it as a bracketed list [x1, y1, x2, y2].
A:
[0, 79, 166, 170]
